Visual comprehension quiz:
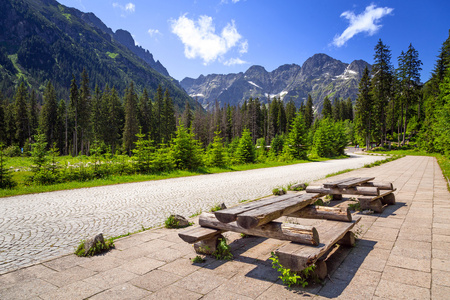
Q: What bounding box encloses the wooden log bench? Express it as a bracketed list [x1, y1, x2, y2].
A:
[275, 216, 361, 272]
[178, 188, 362, 278]
[306, 177, 396, 213]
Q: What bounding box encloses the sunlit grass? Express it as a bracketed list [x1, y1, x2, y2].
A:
[0, 156, 335, 198]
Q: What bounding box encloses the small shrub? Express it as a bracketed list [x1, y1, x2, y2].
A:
[212, 238, 233, 260]
[272, 187, 286, 195]
[4, 145, 21, 157]
[75, 238, 114, 257]
[270, 252, 315, 288]
[164, 215, 179, 228]
[348, 202, 361, 211]
[192, 255, 206, 263]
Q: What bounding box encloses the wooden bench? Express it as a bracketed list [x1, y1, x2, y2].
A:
[178, 187, 361, 277]
[306, 177, 396, 213]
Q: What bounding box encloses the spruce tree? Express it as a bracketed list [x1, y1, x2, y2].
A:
[107, 87, 123, 154]
[0, 144, 16, 189]
[0, 93, 5, 145]
[304, 94, 314, 129]
[39, 82, 58, 149]
[372, 39, 394, 146]
[78, 69, 91, 154]
[171, 122, 203, 169]
[163, 89, 176, 142]
[154, 85, 164, 143]
[397, 44, 422, 146]
[355, 67, 374, 150]
[14, 81, 29, 148]
[69, 74, 79, 156]
[138, 88, 152, 137]
[235, 128, 256, 164]
[122, 82, 139, 155]
[283, 112, 308, 160]
[28, 89, 39, 141]
[322, 96, 332, 119]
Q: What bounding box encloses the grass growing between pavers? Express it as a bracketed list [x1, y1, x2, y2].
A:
[0, 157, 333, 198]
[368, 149, 450, 191]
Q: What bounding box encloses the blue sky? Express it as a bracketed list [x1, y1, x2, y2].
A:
[58, 0, 450, 82]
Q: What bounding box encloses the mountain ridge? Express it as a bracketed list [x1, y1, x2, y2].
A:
[180, 53, 371, 111]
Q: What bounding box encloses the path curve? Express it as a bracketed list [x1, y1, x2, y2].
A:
[0, 153, 386, 274]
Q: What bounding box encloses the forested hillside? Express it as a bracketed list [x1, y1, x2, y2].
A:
[0, 0, 200, 111]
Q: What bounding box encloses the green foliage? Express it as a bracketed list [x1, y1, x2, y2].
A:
[3, 145, 21, 157]
[212, 238, 233, 260]
[363, 155, 404, 168]
[0, 144, 17, 189]
[348, 201, 361, 211]
[172, 123, 203, 170]
[206, 131, 227, 167]
[312, 118, 347, 157]
[106, 52, 119, 59]
[192, 255, 205, 263]
[272, 187, 286, 195]
[75, 238, 114, 257]
[210, 204, 224, 212]
[235, 129, 256, 164]
[270, 252, 315, 288]
[164, 215, 179, 229]
[132, 131, 155, 174]
[282, 112, 308, 160]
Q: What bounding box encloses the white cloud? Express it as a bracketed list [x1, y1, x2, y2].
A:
[148, 29, 162, 37]
[332, 4, 393, 47]
[224, 58, 248, 66]
[239, 40, 248, 54]
[170, 14, 245, 65]
[113, 2, 135, 16]
[125, 3, 135, 12]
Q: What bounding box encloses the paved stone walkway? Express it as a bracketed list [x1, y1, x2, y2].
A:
[0, 155, 449, 299]
[0, 154, 384, 274]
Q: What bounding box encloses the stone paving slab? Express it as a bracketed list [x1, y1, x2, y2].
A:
[0, 155, 448, 299]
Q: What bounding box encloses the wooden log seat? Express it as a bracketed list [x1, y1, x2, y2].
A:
[357, 188, 397, 213]
[275, 215, 361, 272]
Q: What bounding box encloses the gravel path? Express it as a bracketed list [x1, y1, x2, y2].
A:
[0, 153, 386, 274]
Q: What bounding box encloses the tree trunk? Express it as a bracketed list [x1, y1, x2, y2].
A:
[402, 102, 408, 146]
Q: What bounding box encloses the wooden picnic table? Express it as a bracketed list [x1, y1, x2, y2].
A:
[179, 177, 395, 274]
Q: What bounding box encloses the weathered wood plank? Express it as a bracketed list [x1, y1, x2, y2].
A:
[214, 193, 301, 223]
[381, 193, 396, 205]
[306, 186, 379, 196]
[275, 216, 361, 271]
[336, 177, 375, 188]
[360, 181, 393, 190]
[199, 212, 319, 245]
[235, 193, 321, 229]
[178, 226, 223, 244]
[323, 177, 357, 188]
[356, 188, 396, 202]
[287, 205, 352, 222]
[358, 198, 384, 213]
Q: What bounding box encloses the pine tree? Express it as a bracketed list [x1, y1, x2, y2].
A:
[78, 69, 91, 154]
[322, 96, 332, 119]
[355, 67, 374, 150]
[56, 100, 67, 154]
[91, 85, 104, 142]
[171, 122, 203, 169]
[123, 82, 139, 155]
[138, 88, 152, 138]
[39, 82, 58, 148]
[181, 102, 193, 129]
[283, 112, 308, 160]
[0, 93, 5, 145]
[28, 89, 39, 142]
[154, 85, 164, 144]
[372, 39, 394, 146]
[69, 74, 79, 156]
[163, 89, 176, 142]
[0, 144, 16, 189]
[14, 81, 29, 148]
[304, 94, 314, 129]
[106, 87, 123, 154]
[397, 44, 422, 146]
[235, 128, 256, 164]
[285, 99, 296, 131]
